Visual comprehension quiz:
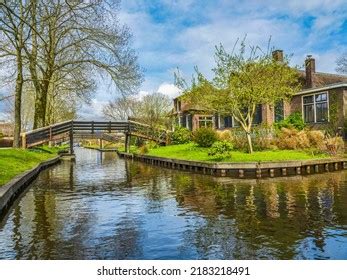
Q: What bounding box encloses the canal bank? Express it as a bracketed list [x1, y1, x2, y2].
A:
[0, 149, 74, 217]
[117, 151, 347, 179]
[0, 148, 346, 260]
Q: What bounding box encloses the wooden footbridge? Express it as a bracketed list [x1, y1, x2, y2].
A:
[21, 120, 169, 154]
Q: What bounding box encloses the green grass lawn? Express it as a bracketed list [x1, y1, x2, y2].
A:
[0, 145, 66, 186]
[131, 143, 331, 163]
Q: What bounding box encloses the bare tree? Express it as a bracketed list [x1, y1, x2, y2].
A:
[103, 92, 172, 128]
[336, 52, 347, 74]
[0, 1, 30, 147]
[24, 0, 142, 128]
[103, 95, 140, 121]
[140, 92, 172, 128]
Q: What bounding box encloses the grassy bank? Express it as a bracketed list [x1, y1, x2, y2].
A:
[127, 143, 331, 162]
[0, 146, 66, 186]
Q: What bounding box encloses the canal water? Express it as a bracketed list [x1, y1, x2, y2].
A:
[0, 148, 346, 260]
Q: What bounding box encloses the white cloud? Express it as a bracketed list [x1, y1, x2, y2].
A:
[76, 0, 347, 118]
[157, 83, 181, 99]
[78, 98, 108, 120]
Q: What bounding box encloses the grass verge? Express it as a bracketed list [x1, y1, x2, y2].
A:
[0, 145, 67, 186]
[125, 143, 331, 163]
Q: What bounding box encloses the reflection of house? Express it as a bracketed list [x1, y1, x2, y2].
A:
[173, 50, 347, 133]
[0, 121, 13, 136]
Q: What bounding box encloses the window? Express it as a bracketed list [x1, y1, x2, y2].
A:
[218, 115, 232, 129]
[253, 104, 262, 124]
[187, 114, 192, 130]
[274, 100, 284, 122]
[175, 100, 181, 112]
[180, 115, 186, 128]
[224, 116, 232, 128]
[303, 92, 328, 123]
[198, 116, 213, 128]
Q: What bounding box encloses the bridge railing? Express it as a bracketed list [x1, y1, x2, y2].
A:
[24, 120, 73, 147]
[22, 120, 170, 148]
[128, 120, 168, 143]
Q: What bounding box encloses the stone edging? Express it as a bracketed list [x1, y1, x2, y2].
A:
[0, 156, 61, 216]
[117, 151, 347, 179]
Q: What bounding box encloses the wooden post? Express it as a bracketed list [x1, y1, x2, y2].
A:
[21, 133, 27, 149]
[125, 134, 130, 153]
[296, 167, 301, 175]
[49, 126, 53, 147]
[99, 139, 103, 150]
[281, 168, 287, 176]
[69, 129, 74, 155]
[269, 169, 275, 178]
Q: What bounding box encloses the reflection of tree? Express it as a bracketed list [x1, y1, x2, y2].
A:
[29, 169, 56, 259]
[172, 172, 346, 259]
[12, 205, 23, 259]
[99, 215, 143, 259]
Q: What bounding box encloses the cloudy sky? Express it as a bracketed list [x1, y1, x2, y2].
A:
[1, 0, 347, 120]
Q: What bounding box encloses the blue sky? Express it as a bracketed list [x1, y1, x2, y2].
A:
[117, 0, 347, 93]
[1, 0, 347, 120]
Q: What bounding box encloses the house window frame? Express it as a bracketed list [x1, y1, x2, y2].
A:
[198, 115, 213, 128]
[302, 91, 329, 123]
[274, 100, 284, 122]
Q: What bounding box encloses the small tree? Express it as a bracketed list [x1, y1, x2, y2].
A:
[178, 40, 301, 153]
[336, 52, 347, 74]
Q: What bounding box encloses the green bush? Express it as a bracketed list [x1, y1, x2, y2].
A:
[274, 112, 306, 130]
[208, 141, 233, 157]
[171, 126, 192, 144]
[193, 127, 218, 147]
[139, 144, 149, 154]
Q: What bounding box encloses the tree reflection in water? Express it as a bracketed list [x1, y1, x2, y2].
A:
[0, 148, 346, 259]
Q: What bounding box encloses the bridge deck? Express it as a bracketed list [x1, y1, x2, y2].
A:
[22, 120, 169, 153]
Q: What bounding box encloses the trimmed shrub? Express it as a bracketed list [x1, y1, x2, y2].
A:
[208, 141, 233, 157]
[307, 130, 325, 150]
[325, 136, 344, 155]
[274, 112, 306, 130]
[217, 130, 233, 142]
[276, 127, 310, 149]
[171, 126, 192, 144]
[193, 127, 218, 147]
[230, 127, 274, 151]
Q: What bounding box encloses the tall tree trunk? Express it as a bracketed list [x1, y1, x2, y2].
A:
[246, 131, 253, 154]
[13, 54, 23, 148]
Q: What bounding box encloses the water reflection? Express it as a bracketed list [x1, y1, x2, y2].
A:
[0, 148, 346, 259]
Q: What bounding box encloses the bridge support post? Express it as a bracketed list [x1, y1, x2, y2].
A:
[21, 133, 27, 149]
[69, 129, 74, 155]
[125, 134, 130, 153]
[99, 139, 103, 150]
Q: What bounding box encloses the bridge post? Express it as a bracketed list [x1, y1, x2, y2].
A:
[69, 126, 74, 155]
[125, 134, 130, 153]
[48, 125, 53, 147]
[99, 139, 103, 150]
[21, 133, 27, 149]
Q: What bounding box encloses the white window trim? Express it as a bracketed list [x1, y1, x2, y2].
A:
[302, 91, 329, 123]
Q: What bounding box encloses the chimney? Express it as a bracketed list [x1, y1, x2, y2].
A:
[272, 49, 284, 62]
[305, 55, 316, 88]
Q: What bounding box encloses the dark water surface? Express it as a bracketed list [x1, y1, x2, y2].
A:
[0, 148, 346, 260]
